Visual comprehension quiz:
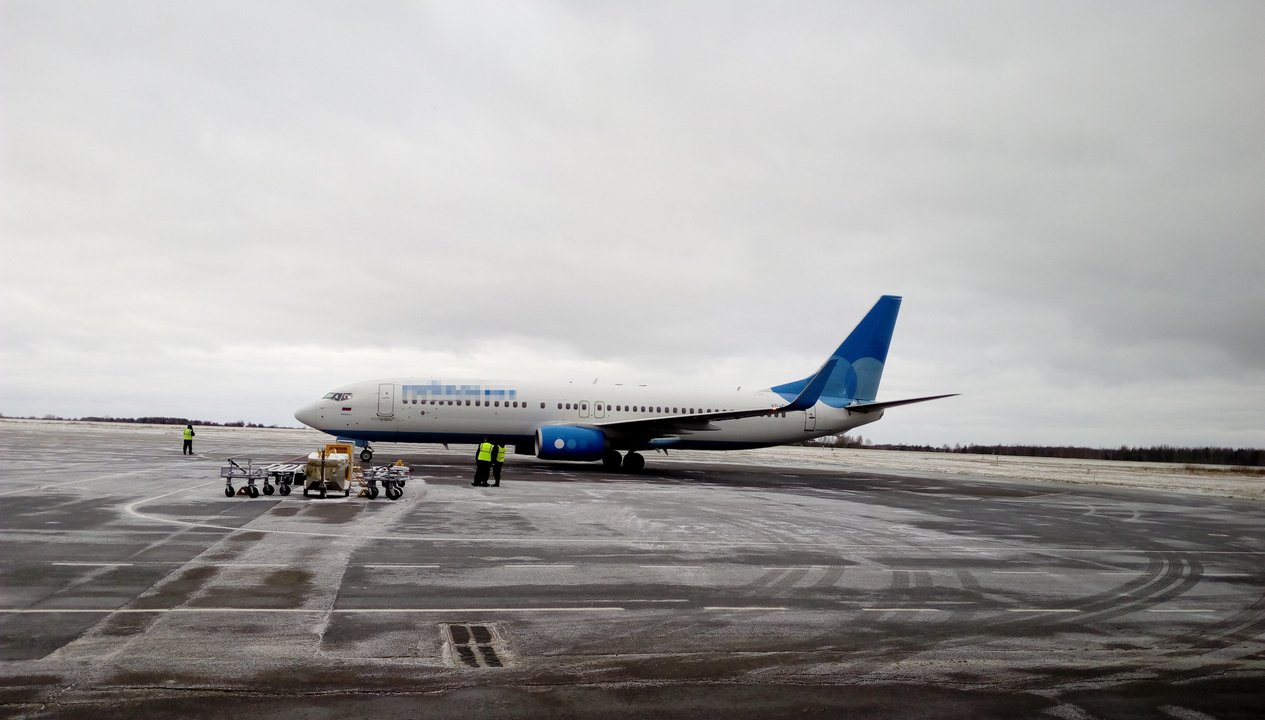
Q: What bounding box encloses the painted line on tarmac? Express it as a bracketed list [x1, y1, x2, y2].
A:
[0, 473, 144, 497]
[122, 483, 1265, 554]
[1006, 608, 1081, 613]
[863, 608, 942, 612]
[0, 607, 628, 614]
[704, 606, 788, 611]
[51, 562, 133, 567]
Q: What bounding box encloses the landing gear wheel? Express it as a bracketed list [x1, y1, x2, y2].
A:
[368, 486, 380, 500]
[360, 449, 373, 462]
[318, 486, 327, 499]
[279, 483, 291, 496]
[224, 485, 234, 498]
[263, 484, 275, 496]
[623, 452, 645, 472]
[602, 449, 622, 469]
[248, 485, 259, 498]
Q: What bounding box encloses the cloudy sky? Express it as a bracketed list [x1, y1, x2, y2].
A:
[2, 1, 1263, 448]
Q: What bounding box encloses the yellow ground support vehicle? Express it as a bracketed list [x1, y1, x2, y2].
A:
[303, 443, 354, 498]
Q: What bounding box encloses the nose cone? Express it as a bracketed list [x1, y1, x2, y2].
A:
[294, 401, 322, 429]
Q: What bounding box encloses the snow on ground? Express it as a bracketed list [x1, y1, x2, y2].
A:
[668, 445, 1265, 501]
[3, 418, 1261, 501]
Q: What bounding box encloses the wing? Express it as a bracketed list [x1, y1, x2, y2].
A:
[586, 357, 840, 445]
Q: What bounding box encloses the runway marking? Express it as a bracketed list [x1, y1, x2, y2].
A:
[0, 475, 131, 497]
[120, 484, 1265, 555]
[624, 599, 690, 603]
[51, 562, 133, 567]
[0, 607, 627, 614]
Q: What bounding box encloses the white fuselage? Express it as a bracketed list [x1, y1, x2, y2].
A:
[294, 377, 882, 452]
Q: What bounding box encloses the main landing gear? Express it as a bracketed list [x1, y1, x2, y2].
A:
[601, 449, 645, 472]
[601, 449, 646, 472]
[359, 443, 374, 462]
[622, 452, 645, 473]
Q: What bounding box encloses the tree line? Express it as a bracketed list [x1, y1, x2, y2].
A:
[808, 435, 1264, 467]
[0, 413, 287, 429]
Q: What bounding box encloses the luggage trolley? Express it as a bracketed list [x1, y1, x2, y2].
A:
[361, 461, 409, 500]
[221, 457, 269, 498]
[264, 463, 304, 496]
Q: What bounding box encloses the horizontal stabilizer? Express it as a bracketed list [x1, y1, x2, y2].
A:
[781, 357, 839, 412]
[843, 393, 959, 414]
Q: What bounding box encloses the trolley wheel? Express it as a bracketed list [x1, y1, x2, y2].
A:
[344, 486, 351, 497]
[279, 483, 291, 496]
[388, 487, 402, 501]
[368, 486, 380, 500]
[248, 485, 259, 498]
[360, 449, 373, 462]
[263, 484, 275, 496]
[224, 485, 234, 498]
[318, 486, 327, 499]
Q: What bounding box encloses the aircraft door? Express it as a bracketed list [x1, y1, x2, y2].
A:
[803, 406, 817, 431]
[377, 383, 395, 417]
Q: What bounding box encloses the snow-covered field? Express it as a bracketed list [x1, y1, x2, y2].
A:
[679, 445, 1265, 501]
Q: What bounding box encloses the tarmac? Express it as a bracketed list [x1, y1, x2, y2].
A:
[2, 419, 1264, 719]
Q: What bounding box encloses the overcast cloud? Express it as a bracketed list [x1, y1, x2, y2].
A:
[2, 1, 1263, 448]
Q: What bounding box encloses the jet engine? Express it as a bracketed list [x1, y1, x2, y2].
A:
[535, 425, 606, 461]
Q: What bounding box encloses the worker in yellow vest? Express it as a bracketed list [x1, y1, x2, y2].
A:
[182, 424, 195, 455]
[491, 444, 507, 487]
[473, 439, 494, 487]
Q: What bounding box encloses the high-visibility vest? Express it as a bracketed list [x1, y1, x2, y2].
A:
[477, 442, 494, 462]
[495, 445, 506, 463]
[183, 428, 194, 440]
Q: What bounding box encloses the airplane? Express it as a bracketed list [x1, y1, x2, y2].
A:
[293, 295, 956, 471]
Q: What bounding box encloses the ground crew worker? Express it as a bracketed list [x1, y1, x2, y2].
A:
[491, 444, 507, 486]
[182, 424, 195, 455]
[473, 438, 494, 486]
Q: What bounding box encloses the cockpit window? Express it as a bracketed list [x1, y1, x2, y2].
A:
[322, 392, 353, 401]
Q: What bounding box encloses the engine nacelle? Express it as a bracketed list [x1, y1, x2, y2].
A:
[535, 425, 607, 461]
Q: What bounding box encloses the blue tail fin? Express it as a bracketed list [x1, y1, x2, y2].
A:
[770, 295, 901, 407]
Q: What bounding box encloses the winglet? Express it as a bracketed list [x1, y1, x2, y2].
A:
[779, 357, 839, 413]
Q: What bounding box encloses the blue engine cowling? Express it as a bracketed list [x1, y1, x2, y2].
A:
[535, 425, 607, 461]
